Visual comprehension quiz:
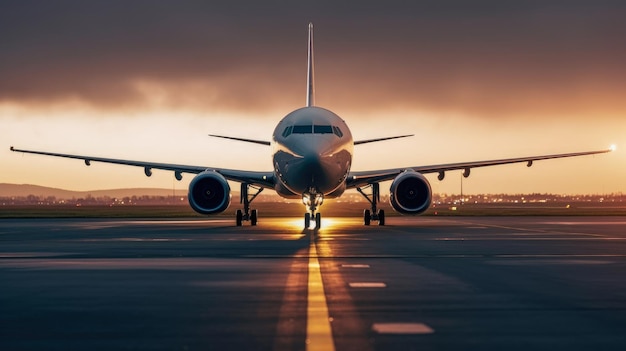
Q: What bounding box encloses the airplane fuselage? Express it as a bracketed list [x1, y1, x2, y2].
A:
[272, 106, 353, 200]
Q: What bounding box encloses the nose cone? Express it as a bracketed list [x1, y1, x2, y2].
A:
[283, 137, 347, 194]
[301, 141, 328, 166]
[295, 137, 329, 178]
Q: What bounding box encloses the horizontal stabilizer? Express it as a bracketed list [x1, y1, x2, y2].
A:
[209, 135, 271, 146]
[354, 134, 413, 145]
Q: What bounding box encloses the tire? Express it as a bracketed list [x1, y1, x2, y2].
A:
[364, 209, 371, 226]
[378, 210, 385, 226]
[236, 209, 243, 226]
[315, 213, 321, 228]
[304, 213, 311, 228]
[251, 209, 258, 226]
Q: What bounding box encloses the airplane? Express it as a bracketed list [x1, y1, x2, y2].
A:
[10, 23, 614, 228]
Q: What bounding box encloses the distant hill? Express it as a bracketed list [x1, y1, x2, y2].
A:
[0, 183, 183, 199]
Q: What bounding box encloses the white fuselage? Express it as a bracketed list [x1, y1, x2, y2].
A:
[271, 106, 354, 199]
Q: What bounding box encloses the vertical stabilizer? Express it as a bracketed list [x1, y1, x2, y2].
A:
[306, 22, 315, 107]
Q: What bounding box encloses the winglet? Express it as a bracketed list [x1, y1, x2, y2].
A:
[306, 22, 315, 107]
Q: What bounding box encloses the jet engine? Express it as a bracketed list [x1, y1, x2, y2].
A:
[389, 170, 432, 215]
[188, 171, 231, 215]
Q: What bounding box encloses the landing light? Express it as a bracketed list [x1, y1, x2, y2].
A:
[315, 194, 324, 206]
[302, 193, 324, 206]
[610, 144, 617, 152]
[302, 195, 311, 206]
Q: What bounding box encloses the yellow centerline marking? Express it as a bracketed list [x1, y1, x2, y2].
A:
[306, 240, 335, 351]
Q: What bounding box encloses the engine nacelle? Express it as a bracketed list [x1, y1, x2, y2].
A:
[188, 171, 231, 215]
[389, 170, 432, 215]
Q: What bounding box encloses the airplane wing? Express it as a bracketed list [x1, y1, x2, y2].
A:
[9, 147, 275, 188]
[346, 148, 613, 188]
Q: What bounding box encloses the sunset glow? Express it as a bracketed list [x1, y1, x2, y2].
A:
[1, 1, 625, 195]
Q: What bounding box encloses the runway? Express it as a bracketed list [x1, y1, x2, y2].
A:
[1, 216, 626, 350]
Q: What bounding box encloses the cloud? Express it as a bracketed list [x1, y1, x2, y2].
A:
[1, 0, 625, 119]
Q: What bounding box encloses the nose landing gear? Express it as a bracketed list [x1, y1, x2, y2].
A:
[357, 183, 385, 226]
[302, 192, 323, 228]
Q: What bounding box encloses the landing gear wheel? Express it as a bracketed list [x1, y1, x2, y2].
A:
[236, 209, 243, 226]
[378, 210, 385, 226]
[315, 213, 321, 228]
[357, 183, 381, 227]
[238, 183, 263, 227]
[304, 213, 311, 228]
[250, 209, 258, 226]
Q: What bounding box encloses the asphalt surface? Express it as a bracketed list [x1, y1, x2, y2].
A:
[1, 216, 626, 350]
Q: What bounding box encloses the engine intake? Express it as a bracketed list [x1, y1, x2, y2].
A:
[389, 170, 432, 215]
[188, 171, 231, 215]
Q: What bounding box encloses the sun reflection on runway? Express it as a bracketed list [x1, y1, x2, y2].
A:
[272, 217, 360, 236]
[284, 218, 310, 230]
[281, 217, 349, 232]
[319, 218, 340, 231]
[322, 218, 362, 231]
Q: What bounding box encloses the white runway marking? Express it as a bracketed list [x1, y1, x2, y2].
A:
[453, 220, 612, 237]
[349, 282, 387, 288]
[0, 252, 69, 258]
[341, 264, 370, 268]
[372, 323, 434, 334]
[488, 259, 614, 266]
[0, 258, 281, 270]
[543, 221, 626, 225]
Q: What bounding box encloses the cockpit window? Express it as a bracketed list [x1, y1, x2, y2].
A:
[285, 124, 344, 137]
[292, 125, 312, 134]
[313, 125, 333, 134]
[333, 126, 343, 137]
[282, 126, 293, 137]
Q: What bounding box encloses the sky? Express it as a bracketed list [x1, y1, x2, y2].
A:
[1, 0, 625, 195]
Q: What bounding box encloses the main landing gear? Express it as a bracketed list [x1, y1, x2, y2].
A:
[302, 191, 323, 228]
[236, 183, 263, 226]
[357, 183, 385, 226]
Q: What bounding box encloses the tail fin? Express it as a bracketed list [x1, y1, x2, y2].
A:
[306, 22, 315, 107]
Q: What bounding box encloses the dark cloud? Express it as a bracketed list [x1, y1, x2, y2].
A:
[1, 0, 625, 118]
